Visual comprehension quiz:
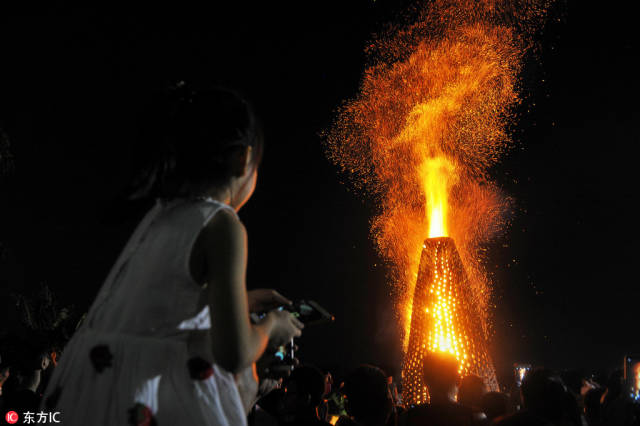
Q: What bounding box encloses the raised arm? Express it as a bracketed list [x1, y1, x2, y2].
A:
[200, 208, 302, 373]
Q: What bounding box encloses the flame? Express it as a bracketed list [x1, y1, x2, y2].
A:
[325, 0, 552, 376]
[419, 157, 457, 238]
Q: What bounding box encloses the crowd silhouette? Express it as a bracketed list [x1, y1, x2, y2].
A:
[2, 328, 640, 425]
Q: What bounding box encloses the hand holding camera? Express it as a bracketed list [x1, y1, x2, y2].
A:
[265, 309, 304, 348]
[248, 289, 293, 314]
[249, 290, 334, 380]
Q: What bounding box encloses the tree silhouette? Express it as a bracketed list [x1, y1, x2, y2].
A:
[9, 283, 81, 360]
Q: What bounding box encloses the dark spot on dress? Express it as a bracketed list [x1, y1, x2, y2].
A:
[187, 356, 214, 381]
[128, 402, 157, 426]
[89, 344, 113, 373]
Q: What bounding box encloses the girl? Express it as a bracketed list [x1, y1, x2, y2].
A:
[41, 83, 303, 425]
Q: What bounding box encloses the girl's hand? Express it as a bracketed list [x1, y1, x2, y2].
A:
[264, 309, 303, 347]
[247, 289, 292, 313]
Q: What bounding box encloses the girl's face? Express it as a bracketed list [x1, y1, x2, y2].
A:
[231, 166, 257, 211]
[228, 144, 259, 211]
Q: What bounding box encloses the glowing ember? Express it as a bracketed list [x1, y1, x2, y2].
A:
[325, 0, 552, 399]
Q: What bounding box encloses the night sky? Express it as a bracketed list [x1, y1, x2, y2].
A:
[1, 1, 639, 385]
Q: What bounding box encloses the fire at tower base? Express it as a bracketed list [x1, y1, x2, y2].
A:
[402, 237, 498, 406]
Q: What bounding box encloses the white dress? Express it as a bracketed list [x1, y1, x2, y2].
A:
[41, 198, 247, 426]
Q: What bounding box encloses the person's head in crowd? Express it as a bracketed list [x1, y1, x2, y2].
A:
[458, 374, 485, 410]
[342, 365, 393, 426]
[3, 344, 51, 394]
[560, 370, 584, 397]
[602, 369, 624, 403]
[583, 386, 606, 425]
[599, 369, 640, 426]
[422, 351, 459, 404]
[520, 368, 567, 422]
[279, 365, 328, 424]
[480, 391, 509, 421]
[0, 342, 51, 414]
[388, 376, 403, 409]
[561, 387, 583, 426]
[129, 83, 264, 211]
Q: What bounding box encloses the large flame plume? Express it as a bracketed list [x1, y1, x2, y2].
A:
[325, 0, 552, 381]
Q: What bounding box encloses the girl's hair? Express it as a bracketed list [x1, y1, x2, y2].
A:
[128, 82, 264, 200]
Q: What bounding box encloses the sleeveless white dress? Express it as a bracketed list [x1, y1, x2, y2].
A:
[40, 198, 247, 426]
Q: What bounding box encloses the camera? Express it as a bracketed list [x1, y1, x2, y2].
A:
[252, 300, 334, 378]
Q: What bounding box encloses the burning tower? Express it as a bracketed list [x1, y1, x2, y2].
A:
[325, 0, 553, 409]
[401, 237, 498, 405]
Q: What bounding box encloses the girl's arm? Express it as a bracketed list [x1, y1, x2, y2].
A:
[200, 208, 274, 373]
[235, 363, 260, 415]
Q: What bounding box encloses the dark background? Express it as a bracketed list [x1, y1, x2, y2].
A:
[1, 1, 638, 384]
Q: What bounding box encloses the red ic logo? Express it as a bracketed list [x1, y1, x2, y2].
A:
[5, 411, 19, 424]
